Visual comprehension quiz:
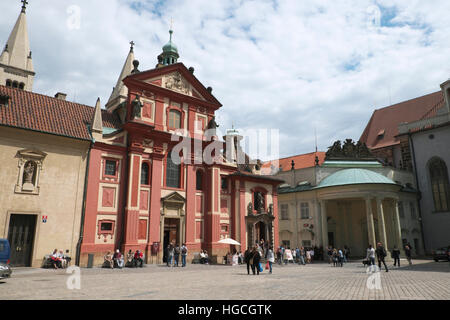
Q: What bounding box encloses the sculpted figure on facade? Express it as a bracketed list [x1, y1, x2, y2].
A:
[165, 72, 189, 95]
[131, 95, 143, 120]
[23, 161, 35, 185]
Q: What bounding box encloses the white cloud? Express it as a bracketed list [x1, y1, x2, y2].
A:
[1, 0, 450, 158]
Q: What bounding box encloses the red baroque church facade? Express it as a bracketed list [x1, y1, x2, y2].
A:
[79, 35, 282, 266]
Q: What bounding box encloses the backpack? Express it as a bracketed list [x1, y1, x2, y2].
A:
[181, 247, 187, 255]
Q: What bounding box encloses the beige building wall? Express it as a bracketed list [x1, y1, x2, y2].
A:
[0, 126, 90, 267]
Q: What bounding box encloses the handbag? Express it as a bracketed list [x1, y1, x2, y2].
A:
[265, 261, 269, 270]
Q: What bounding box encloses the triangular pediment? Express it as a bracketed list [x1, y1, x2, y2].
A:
[16, 149, 47, 160]
[125, 63, 222, 107]
[162, 191, 186, 203]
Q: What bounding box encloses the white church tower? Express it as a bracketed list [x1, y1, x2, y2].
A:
[105, 41, 136, 111]
[0, 0, 35, 91]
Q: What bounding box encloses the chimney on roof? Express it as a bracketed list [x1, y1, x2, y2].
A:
[55, 92, 67, 101]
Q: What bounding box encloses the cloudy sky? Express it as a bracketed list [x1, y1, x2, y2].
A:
[1, 0, 450, 159]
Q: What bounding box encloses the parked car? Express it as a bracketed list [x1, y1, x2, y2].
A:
[432, 246, 450, 262]
[0, 239, 12, 279]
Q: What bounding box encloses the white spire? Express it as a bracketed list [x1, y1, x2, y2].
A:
[106, 42, 135, 110]
[0, 1, 35, 91]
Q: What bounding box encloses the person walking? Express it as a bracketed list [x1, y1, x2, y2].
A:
[376, 242, 389, 272]
[295, 248, 300, 264]
[244, 248, 252, 275]
[404, 244, 413, 266]
[299, 247, 306, 265]
[392, 245, 401, 268]
[267, 246, 275, 274]
[174, 244, 180, 267]
[181, 243, 188, 267]
[343, 246, 349, 263]
[276, 247, 282, 265]
[338, 249, 344, 267]
[306, 249, 311, 264]
[251, 247, 261, 275]
[366, 244, 376, 267]
[166, 244, 174, 267]
[327, 246, 333, 264]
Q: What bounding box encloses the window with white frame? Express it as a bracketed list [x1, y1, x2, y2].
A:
[300, 202, 310, 219]
[280, 204, 289, 220]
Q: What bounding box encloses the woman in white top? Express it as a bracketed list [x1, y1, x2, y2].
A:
[266, 247, 275, 274]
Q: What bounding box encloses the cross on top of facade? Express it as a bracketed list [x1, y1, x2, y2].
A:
[130, 41, 135, 52]
[21, 0, 29, 13]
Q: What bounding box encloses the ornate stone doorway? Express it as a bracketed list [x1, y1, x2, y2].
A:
[246, 212, 275, 249]
[160, 192, 185, 263]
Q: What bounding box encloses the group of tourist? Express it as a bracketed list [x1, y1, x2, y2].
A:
[276, 246, 318, 265]
[49, 249, 71, 269]
[365, 242, 416, 272]
[244, 245, 274, 275]
[103, 249, 144, 269]
[165, 243, 188, 267]
[326, 245, 350, 267]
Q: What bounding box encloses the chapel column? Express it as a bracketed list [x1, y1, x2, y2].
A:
[393, 199, 405, 257]
[320, 200, 329, 248]
[365, 197, 377, 247]
[239, 180, 247, 250]
[149, 148, 164, 262]
[376, 197, 391, 259]
[123, 148, 143, 253]
[272, 185, 280, 248]
[184, 164, 196, 246]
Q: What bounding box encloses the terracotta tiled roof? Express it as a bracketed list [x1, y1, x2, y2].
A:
[360, 91, 444, 150]
[0, 85, 121, 140]
[262, 152, 326, 173]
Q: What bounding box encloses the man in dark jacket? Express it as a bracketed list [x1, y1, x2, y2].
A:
[251, 247, 261, 275]
[392, 245, 401, 267]
[244, 248, 252, 275]
[376, 242, 388, 272]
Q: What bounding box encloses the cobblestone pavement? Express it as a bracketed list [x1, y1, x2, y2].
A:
[1, 259, 449, 300]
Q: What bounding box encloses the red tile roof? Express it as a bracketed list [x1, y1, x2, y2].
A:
[0, 85, 121, 141]
[360, 91, 444, 150]
[262, 152, 326, 173]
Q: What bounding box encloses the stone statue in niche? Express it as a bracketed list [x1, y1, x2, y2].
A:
[131, 95, 143, 120]
[247, 202, 253, 215]
[256, 192, 265, 214]
[22, 161, 35, 191]
[268, 204, 273, 216]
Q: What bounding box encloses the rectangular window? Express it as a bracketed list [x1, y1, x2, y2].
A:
[168, 110, 181, 129]
[398, 201, 405, 218]
[105, 160, 117, 176]
[300, 202, 310, 219]
[410, 202, 416, 219]
[221, 177, 228, 191]
[100, 222, 113, 231]
[302, 240, 312, 248]
[280, 204, 289, 220]
[282, 240, 290, 248]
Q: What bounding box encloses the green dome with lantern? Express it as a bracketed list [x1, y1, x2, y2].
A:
[157, 29, 179, 67]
